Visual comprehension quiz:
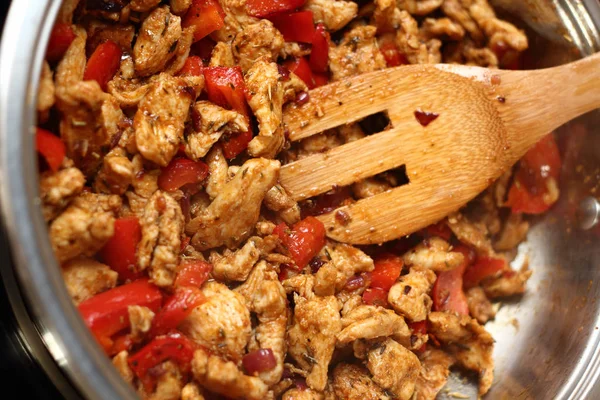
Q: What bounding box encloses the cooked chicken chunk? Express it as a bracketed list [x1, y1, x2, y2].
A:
[180, 281, 251, 361]
[304, 0, 357, 31]
[209, 41, 235, 67]
[494, 212, 529, 251]
[133, 7, 182, 76]
[94, 147, 135, 195]
[414, 349, 455, 400]
[86, 21, 136, 54]
[329, 25, 386, 81]
[40, 167, 86, 222]
[332, 363, 390, 400]
[187, 158, 279, 250]
[337, 305, 412, 347]
[232, 20, 284, 73]
[387, 267, 436, 322]
[205, 145, 229, 201]
[482, 267, 532, 298]
[185, 101, 248, 160]
[397, 0, 443, 15]
[288, 293, 341, 391]
[61, 257, 118, 304]
[466, 286, 496, 324]
[244, 60, 285, 159]
[469, 0, 528, 51]
[137, 191, 184, 287]
[142, 360, 183, 400]
[212, 0, 259, 42]
[264, 185, 301, 225]
[394, 11, 441, 64]
[191, 348, 268, 400]
[128, 305, 155, 341]
[113, 351, 134, 384]
[441, 0, 484, 43]
[37, 61, 55, 122]
[403, 237, 465, 272]
[282, 388, 325, 400]
[49, 193, 121, 263]
[366, 338, 421, 400]
[447, 212, 493, 255]
[428, 311, 494, 395]
[314, 243, 374, 296]
[180, 383, 205, 400]
[134, 73, 196, 167]
[210, 235, 277, 281]
[420, 17, 465, 40]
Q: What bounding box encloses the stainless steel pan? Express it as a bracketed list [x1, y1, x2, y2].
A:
[0, 0, 599, 399]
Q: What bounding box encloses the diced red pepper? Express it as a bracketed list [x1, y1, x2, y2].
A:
[183, 0, 226, 42]
[157, 158, 209, 192]
[36, 128, 66, 172]
[150, 287, 206, 337]
[78, 279, 163, 352]
[274, 216, 326, 269]
[270, 11, 315, 43]
[174, 260, 213, 288]
[178, 56, 204, 77]
[409, 320, 427, 352]
[46, 23, 76, 62]
[506, 133, 561, 214]
[242, 349, 277, 375]
[420, 221, 452, 241]
[278, 263, 296, 281]
[463, 257, 507, 290]
[246, 0, 307, 18]
[283, 57, 327, 89]
[109, 334, 134, 356]
[128, 332, 197, 392]
[380, 41, 408, 67]
[301, 186, 352, 218]
[190, 37, 217, 62]
[83, 40, 122, 91]
[309, 23, 330, 73]
[221, 130, 253, 160]
[362, 287, 389, 307]
[432, 263, 469, 316]
[99, 217, 143, 282]
[368, 253, 403, 291]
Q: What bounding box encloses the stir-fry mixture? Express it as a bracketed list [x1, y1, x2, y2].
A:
[36, 0, 562, 398]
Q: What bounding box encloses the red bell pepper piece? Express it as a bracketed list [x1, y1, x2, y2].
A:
[83, 40, 122, 91]
[36, 128, 66, 172]
[174, 260, 213, 288]
[78, 279, 163, 351]
[506, 133, 561, 214]
[203, 67, 253, 158]
[178, 56, 204, 77]
[431, 245, 471, 316]
[380, 41, 408, 67]
[157, 158, 209, 192]
[274, 216, 326, 269]
[362, 287, 389, 307]
[183, 0, 226, 42]
[109, 334, 134, 356]
[246, 0, 307, 18]
[46, 23, 76, 62]
[463, 257, 507, 290]
[128, 332, 197, 391]
[242, 349, 277, 375]
[283, 57, 327, 89]
[368, 253, 403, 291]
[150, 287, 206, 337]
[409, 320, 427, 352]
[99, 217, 143, 282]
[190, 37, 217, 62]
[270, 11, 315, 43]
[309, 23, 330, 73]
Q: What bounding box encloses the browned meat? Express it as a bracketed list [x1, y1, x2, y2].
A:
[332, 363, 390, 400]
[413, 349, 455, 400]
[304, 0, 357, 31]
[466, 286, 496, 324]
[403, 237, 465, 272]
[314, 243, 374, 296]
[388, 267, 436, 322]
[329, 25, 386, 81]
[61, 257, 118, 304]
[40, 167, 86, 222]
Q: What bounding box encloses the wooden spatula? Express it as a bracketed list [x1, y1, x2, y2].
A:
[278, 52, 600, 245]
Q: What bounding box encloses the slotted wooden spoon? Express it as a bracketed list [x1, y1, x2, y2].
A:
[278, 52, 600, 244]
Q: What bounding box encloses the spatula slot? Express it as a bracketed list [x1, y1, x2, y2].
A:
[358, 111, 392, 135]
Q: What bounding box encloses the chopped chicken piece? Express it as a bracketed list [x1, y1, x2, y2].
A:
[420, 17, 465, 40]
[232, 20, 284, 73]
[352, 178, 392, 199]
[314, 243, 374, 296]
[397, 0, 443, 15]
[94, 147, 135, 195]
[304, 0, 357, 31]
[337, 305, 412, 347]
[288, 293, 341, 391]
[394, 11, 441, 64]
[165, 27, 195, 75]
[264, 185, 301, 225]
[128, 305, 155, 341]
[469, 0, 528, 51]
[184, 101, 248, 160]
[191, 348, 269, 400]
[37, 61, 55, 122]
[494, 212, 529, 251]
[366, 338, 421, 400]
[56, 0, 79, 24]
[187, 158, 279, 250]
[113, 351, 134, 385]
[441, 0, 484, 43]
[282, 274, 316, 299]
[133, 7, 182, 77]
[372, 0, 402, 35]
[212, 0, 259, 42]
[413, 349, 455, 400]
[134, 73, 196, 166]
[428, 311, 494, 395]
[236, 261, 288, 385]
[447, 212, 493, 255]
[209, 41, 235, 67]
[482, 267, 532, 298]
[210, 235, 278, 281]
[130, 0, 162, 12]
[466, 287, 496, 324]
[245, 59, 285, 158]
[181, 383, 205, 400]
[142, 361, 183, 400]
[180, 281, 251, 361]
[332, 363, 390, 400]
[388, 267, 436, 321]
[137, 191, 184, 287]
[108, 59, 152, 107]
[282, 388, 325, 400]
[205, 145, 229, 201]
[403, 237, 465, 272]
[329, 25, 386, 81]
[86, 21, 136, 54]
[40, 167, 86, 222]
[464, 45, 498, 67]
[61, 257, 118, 304]
[49, 193, 121, 263]
[170, 0, 192, 14]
